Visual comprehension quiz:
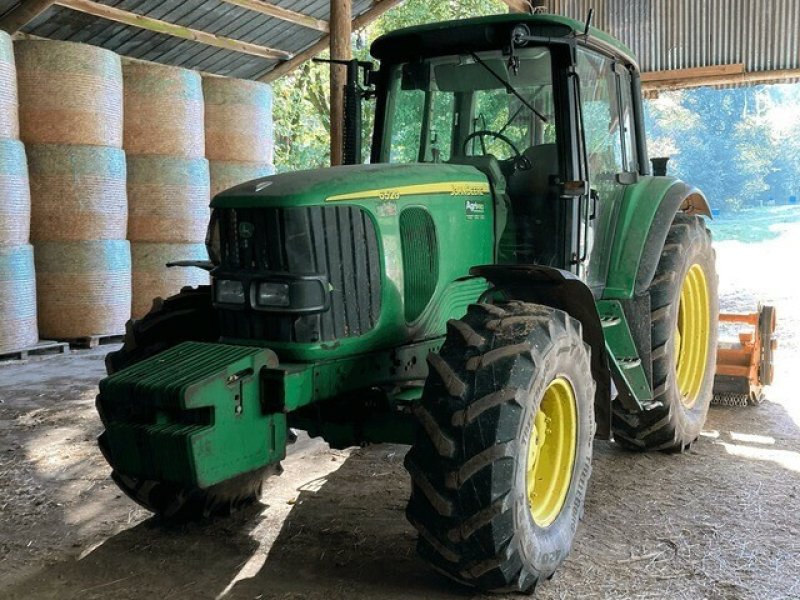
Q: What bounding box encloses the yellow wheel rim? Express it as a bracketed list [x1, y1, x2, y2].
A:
[675, 264, 711, 407]
[526, 377, 577, 528]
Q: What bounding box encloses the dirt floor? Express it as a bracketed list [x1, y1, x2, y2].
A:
[1, 225, 799, 600]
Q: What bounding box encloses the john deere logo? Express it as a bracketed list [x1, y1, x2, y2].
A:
[238, 222, 255, 239]
[466, 200, 486, 220]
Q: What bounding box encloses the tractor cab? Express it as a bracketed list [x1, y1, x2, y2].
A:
[370, 14, 647, 294]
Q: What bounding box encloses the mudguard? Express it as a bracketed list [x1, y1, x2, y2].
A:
[471, 264, 612, 439]
[604, 177, 712, 300]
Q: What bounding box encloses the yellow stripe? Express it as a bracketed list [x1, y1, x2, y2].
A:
[326, 181, 490, 202]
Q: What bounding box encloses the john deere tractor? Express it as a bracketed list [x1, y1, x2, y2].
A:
[97, 13, 718, 594]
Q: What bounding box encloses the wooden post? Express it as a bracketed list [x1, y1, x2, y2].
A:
[329, 0, 351, 166]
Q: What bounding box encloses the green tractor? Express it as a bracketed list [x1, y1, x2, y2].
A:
[97, 13, 718, 594]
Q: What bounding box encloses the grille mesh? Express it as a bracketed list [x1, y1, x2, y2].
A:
[400, 208, 438, 323]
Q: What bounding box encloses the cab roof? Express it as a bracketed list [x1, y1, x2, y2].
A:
[371, 13, 638, 70]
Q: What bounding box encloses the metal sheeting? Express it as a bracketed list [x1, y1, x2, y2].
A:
[547, 0, 800, 73]
[19, 0, 373, 79]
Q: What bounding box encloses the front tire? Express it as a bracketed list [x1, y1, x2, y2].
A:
[405, 302, 595, 593]
[613, 213, 719, 452]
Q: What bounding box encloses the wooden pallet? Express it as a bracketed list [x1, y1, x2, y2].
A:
[63, 334, 125, 350]
[0, 340, 71, 362]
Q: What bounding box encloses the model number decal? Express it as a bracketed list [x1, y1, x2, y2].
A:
[452, 184, 488, 196]
[378, 189, 401, 200]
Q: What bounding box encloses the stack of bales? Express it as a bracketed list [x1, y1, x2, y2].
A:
[0, 30, 37, 352]
[15, 40, 130, 340]
[123, 62, 210, 318]
[203, 77, 275, 198]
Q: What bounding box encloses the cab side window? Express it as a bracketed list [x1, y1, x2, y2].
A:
[575, 49, 624, 183]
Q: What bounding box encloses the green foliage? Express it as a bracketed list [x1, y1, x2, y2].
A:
[645, 84, 800, 213]
[272, 0, 506, 172]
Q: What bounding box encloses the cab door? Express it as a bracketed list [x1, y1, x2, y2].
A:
[574, 47, 639, 295]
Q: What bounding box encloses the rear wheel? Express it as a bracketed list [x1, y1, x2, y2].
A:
[405, 301, 594, 593]
[100, 285, 277, 520]
[612, 214, 719, 452]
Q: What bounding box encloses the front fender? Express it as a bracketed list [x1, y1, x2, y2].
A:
[470, 265, 612, 439]
[603, 177, 712, 300]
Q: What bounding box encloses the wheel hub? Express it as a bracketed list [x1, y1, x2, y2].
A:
[526, 377, 577, 528]
[675, 264, 711, 407]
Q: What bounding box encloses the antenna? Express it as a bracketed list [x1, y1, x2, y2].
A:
[583, 8, 594, 35]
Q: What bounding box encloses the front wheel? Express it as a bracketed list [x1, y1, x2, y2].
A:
[405, 302, 595, 593]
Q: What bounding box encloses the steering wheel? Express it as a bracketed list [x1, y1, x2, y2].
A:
[462, 130, 531, 171]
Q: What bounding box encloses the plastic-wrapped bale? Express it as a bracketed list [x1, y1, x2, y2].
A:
[209, 160, 275, 198]
[0, 138, 30, 246]
[131, 242, 209, 318]
[123, 62, 204, 158]
[127, 155, 209, 243]
[0, 244, 38, 352]
[27, 144, 127, 241]
[35, 240, 131, 339]
[15, 40, 122, 147]
[203, 76, 273, 163]
[0, 30, 18, 140]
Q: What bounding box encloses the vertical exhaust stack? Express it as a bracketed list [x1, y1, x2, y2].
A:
[651, 157, 670, 176]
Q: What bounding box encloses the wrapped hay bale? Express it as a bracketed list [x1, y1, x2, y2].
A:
[27, 144, 127, 241]
[123, 62, 204, 158]
[131, 242, 209, 318]
[127, 155, 209, 243]
[0, 30, 19, 140]
[15, 40, 123, 147]
[209, 159, 274, 198]
[0, 138, 30, 245]
[0, 244, 38, 352]
[203, 76, 273, 163]
[35, 240, 131, 338]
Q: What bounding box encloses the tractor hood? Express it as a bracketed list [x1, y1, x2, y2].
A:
[211, 162, 489, 208]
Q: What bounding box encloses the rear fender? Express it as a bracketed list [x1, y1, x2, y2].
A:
[471, 265, 612, 439]
[604, 177, 712, 300]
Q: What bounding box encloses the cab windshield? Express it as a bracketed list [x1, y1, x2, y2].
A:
[379, 48, 555, 165]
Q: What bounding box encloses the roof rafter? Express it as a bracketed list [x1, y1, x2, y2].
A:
[259, 0, 405, 82]
[221, 0, 328, 32]
[0, 0, 57, 33]
[55, 0, 293, 61]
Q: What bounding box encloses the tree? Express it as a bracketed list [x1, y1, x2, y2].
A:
[272, 0, 506, 172]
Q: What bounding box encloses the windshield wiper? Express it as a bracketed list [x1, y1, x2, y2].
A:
[469, 52, 548, 124]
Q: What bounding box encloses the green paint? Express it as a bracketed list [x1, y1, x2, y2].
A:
[99, 342, 285, 489]
[595, 300, 653, 408]
[602, 176, 682, 299]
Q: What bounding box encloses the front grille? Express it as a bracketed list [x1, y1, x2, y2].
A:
[400, 208, 438, 322]
[217, 205, 382, 344]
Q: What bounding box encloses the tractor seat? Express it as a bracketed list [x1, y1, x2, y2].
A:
[508, 143, 559, 199]
[507, 143, 560, 265]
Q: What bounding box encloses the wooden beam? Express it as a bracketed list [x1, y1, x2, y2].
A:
[56, 0, 293, 60]
[0, 0, 57, 33]
[643, 67, 800, 92]
[220, 0, 328, 32]
[330, 0, 351, 167]
[641, 64, 746, 84]
[258, 0, 405, 83]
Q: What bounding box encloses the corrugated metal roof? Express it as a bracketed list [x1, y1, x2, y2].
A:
[546, 0, 800, 73]
[16, 0, 374, 79]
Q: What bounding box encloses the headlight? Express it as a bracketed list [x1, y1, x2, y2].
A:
[256, 282, 290, 307]
[216, 280, 245, 304]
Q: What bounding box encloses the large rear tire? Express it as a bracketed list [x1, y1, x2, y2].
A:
[612, 213, 719, 452]
[405, 301, 595, 593]
[100, 285, 276, 520]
